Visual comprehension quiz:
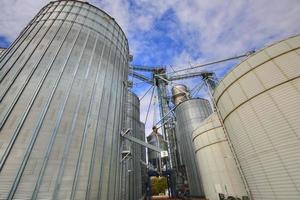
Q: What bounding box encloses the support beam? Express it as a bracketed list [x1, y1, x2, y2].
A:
[165, 51, 255, 76]
[130, 65, 157, 72]
[169, 71, 212, 81]
[130, 71, 153, 85]
[121, 130, 163, 152]
[154, 106, 177, 127]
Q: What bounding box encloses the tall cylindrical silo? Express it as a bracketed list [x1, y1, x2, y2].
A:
[213, 34, 300, 200]
[123, 91, 143, 200]
[0, 1, 129, 199]
[120, 91, 131, 200]
[120, 160, 130, 200]
[174, 97, 213, 197]
[192, 112, 248, 200]
[147, 128, 168, 171]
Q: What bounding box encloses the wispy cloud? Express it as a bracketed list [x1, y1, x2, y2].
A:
[0, 0, 49, 41]
[1, 0, 299, 65]
[97, 0, 300, 135]
[91, 0, 300, 65]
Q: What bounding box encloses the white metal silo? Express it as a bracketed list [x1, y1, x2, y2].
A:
[174, 93, 213, 198]
[214, 34, 300, 200]
[0, 1, 129, 199]
[192, 112, 248, 200]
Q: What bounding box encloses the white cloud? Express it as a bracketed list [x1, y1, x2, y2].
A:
[90, 0, 131, 33]
[84, 0, 300, 136]
[3, 0, 299, 64]
[170, 0, 300, 60]
[0, 0, 49, 41]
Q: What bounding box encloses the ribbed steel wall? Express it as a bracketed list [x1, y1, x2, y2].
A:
[139, 122, 147, 197]
[121, 160, 130, 200]
[175, 98, 212, 197]
[147, 132, 168, 170]
[0, 1, 129, 199]
[121, 93, 130, 200]
[192, 113, 247, 200]
[214, 34, 300, 200]
[0, 48, 5, 57]
[122, 91, 143, 200]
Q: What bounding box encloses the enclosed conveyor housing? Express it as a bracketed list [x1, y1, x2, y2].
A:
[214, 34, 300, 200]
[0, 0, 129, 199]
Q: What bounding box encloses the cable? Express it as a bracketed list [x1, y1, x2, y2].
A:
[191, 82, 205, 97]
[144, 86, 155, 124]
[152, 94, 157, 127]
[132, 81, 148, 85]
[192, 84, 205, 97]
[140, 85, 154, 101]
[168, 65, 176, 73]
[190, 81, 202, 94]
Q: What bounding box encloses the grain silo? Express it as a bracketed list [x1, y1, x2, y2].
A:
[139, 122, 147, 197]
[120, 160, 130, 200]
[213, 34, 300, 200]
[0, 1, 129, 199]
[123, 91, 144, 200]
[173, 85, 213, 198]
[192, 113, 248, 200]
[147, 127, 168, 171]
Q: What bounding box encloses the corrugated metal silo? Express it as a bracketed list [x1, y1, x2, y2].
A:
[147, 129, 168, 170]
[174, 97, 212, 197]
[139, 122, 147, 197]
[213, 34, 300, 200]
[120, 91, 131, 200]
[0, 1, 129, 199]
[120, 160, 130, 200]
[123, 91, 143, 200]
[192, 112, 248, 200]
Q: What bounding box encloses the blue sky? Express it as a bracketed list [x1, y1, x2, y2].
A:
[0, 36, 10, 48]
[1, 0, 300, 134]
